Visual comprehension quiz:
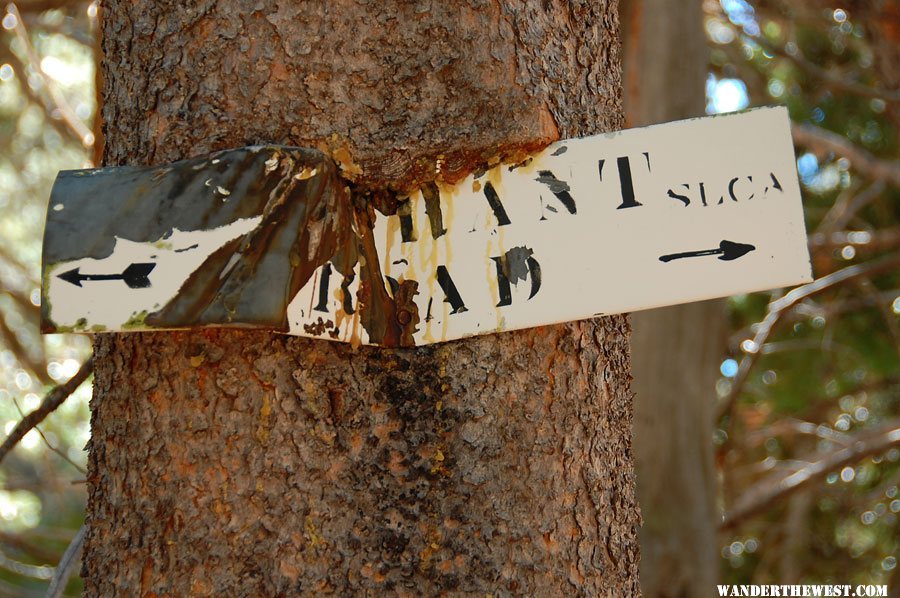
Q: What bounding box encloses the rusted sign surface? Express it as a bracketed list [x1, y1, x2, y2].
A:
[41, 107, 812, 347]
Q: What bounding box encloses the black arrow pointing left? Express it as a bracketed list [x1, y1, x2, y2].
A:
[58, 262, 156, 288]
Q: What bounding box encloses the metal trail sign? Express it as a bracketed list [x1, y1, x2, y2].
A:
[41, 106, 812, 347]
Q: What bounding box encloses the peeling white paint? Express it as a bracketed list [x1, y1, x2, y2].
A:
[47, 217, 261, 330]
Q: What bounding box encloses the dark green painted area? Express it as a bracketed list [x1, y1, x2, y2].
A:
[42, 146, 411, 344]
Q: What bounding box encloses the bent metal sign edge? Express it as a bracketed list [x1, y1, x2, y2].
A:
[40, 106, 813, 347]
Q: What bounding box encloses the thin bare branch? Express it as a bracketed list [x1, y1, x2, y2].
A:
[809, 226, 900, 252]
[721, 420, 900, 530]
[815, 181, 886, 236]
[792, 123, 900, 187]
[0, 358, 92, 466]
[717, 253, 900, 421]
[749, 32, 900, 103]
[6, 3, 93, 147]
[0, 550, 53, 580]
[0, 531, 58, 564]
[769, 254, 900, 314]
[0, 42, 78, 146]
[856, 277, 900, 353]
[20, 13, 93, 47]
[0, 241, 41, 324]
[744, 418, 853, 448]
[45, 524, 85, 598]
[10, 394, 87, 474]
[0, 312, 50, 387]
[707, 2, 900, 103]
[14, 0, 90, 14]
[0, 284, 38, 324]
[0, 242, 34, 279]
[728, 291, 900, 347]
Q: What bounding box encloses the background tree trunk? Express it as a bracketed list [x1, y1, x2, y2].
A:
[84, 1, 640, 594]
[621, 1, 724, 596]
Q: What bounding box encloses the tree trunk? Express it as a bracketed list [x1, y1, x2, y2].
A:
[84, 1, 640, 595]
[621, 1, 723, 596]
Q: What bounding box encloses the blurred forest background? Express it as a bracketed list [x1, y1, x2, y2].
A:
[0, 0, 896, 595]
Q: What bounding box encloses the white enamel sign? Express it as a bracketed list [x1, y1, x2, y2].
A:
[41, 106, 812, 347]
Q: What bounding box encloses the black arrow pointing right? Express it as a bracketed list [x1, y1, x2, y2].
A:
[58, 262, 156, 288]
[659, 240, 756, 263]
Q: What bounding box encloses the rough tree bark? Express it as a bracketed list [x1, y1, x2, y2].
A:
[621, 0, 724, 596]
[84, 1, 640, 595]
